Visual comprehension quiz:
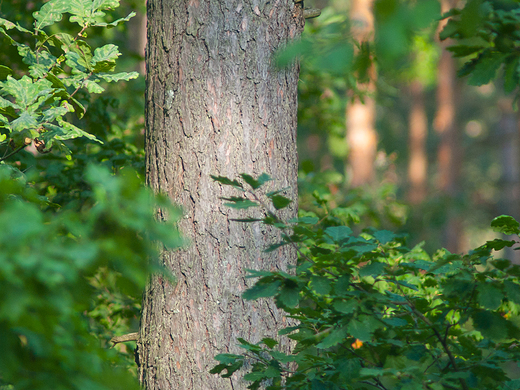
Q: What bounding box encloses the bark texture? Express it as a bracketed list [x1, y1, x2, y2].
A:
[139, 1, 304, 389]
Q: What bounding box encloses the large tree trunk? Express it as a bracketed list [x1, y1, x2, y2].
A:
[138, 1, 304, 389]
[346, 0, 377, 187]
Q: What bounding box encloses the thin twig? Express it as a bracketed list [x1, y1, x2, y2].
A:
[0, 144, 27, 162]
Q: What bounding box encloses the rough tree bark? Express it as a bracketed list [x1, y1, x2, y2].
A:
[138, 1, 304, 389]
[346, 0, 377, 187]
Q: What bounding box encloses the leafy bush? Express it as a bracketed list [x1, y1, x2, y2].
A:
[0, 0, 138, 159]
[212, 175, 520, 390]
[0, 164, 182, 389]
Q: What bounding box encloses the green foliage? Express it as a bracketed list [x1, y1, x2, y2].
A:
[441, 0, 520, 93]
[0, 163, 182, 389]
[0, 0, 138, 158]
[212, 175, 520, 390]
[0, 1, 180, 389]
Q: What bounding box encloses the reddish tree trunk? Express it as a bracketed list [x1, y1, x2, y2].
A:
[407, 80, 428, 204]
[434, 0, 462, 252]
[346, 0, 377, 187]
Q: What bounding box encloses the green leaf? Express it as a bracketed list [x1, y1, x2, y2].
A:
[491, 215, 520, 235]
[316, 326, 348, 349]
[504, 281, 520, 305]
[466, 50, 508, 86]
[94, 12, 136, 28]
[33, 0, 70, 30]
[222, 197, 258, 209]
[297, 216, 319, 224]
[472, 310, 509, 341]
[278, 285, 300, 308]
[240, 173, 272, 189]
[96, 71, 139, 82]
[504, 57, 520, 94]
[211, 175, 244, 189]
[242, 281, 281, 300]
[243, 365, 280, 381]
[359, 262, 386, 277]
[325, 226, 352, 243]
[373, 230, 395, 244]
[477, 283, 503, 310]
[214, 353, 244, 364]
[270, 194, 292, 210]
[333, 300, 357, 314]
[347, 315, 381, 342]
[310, 276, 331, 295]
[485, 238, 516, 251]
[0, 65, 12, 80]
[261, 338, 278, 348]
[446, 45, 483, 57]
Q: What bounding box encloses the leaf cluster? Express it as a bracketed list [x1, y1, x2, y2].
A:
[0, 163, 182, 389]
[0, 0, 138, 158]
[441, 0, 520, 94]
[212, 175, 520, 390]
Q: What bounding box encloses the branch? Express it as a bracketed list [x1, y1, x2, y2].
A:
[0, 144, 27, 162]
[110, 332, 139, 347]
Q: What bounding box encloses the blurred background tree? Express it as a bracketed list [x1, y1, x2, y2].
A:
[298, 0, 520, 258]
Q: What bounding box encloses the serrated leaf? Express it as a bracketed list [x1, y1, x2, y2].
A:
[214, 353, 244, 364]
[472, 310, 508, 341]
[297, 216, 318, 224]
[211, 175, 243, 188]
[359, 262, 386, 277]
[223, 198, 258, 209]
[244, 365, 280, 381]
[325, 226, 352, 243]
[310, 275, 331, 295]
[466, 50, 508, 86]
[278, 285, 300, 308]
[491, 215, 520, 235]
[278, 326, 299, 336]
[477, 283, 503, 310]
[240, 173, 261, 189]
[270, 195, 292, 210]
[316, 326, 348, 349]
[504, 57, 520, 94]
[504, 281, 520, 305]
[242, 281, 281, 300]
[347, 315, 381, 342]
[261, 338, 278, 348]
[373, 230, 395, 245]
[333, 300, 357, 314]
[382, 317, 408, 327]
